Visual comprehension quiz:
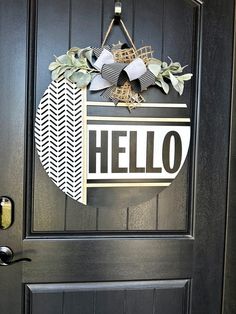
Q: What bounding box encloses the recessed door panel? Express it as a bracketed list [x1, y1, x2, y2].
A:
[30, 0, 199, 235]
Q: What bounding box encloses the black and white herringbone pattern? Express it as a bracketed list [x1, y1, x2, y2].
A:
[35, 76, 87, 204]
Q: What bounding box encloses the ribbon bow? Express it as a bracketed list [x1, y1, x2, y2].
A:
[89, 47, 156, 100]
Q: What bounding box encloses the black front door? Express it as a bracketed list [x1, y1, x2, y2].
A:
[0, 0, 234, 313]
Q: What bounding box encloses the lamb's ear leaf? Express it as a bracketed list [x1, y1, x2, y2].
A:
[76, 73, 91, 88]
[67, 47, 81, 55]
[177, 73, 193, 81]
[161, 79, 170, 94]
[70, 72, 91, 88]
[148, 58, 162, 65]
[49, 61, 60, 71]
[169, 72, 179, 87]
[173, 80, 184, 95]
[64, 68, 77, 80]
[162, 62, 168, 69]
[155, 80, 162, 88]
[56, 54, 73, 66]
[72, 57, 88, 68]
[148, 63, 161, 76]
[156, 77, 169, 94]
[84, 49, 94, 64]
[51, 67, 61, 81]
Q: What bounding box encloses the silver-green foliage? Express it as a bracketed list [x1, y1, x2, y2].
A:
[147, 57, 192, 95]
[48, 47, 98, 88]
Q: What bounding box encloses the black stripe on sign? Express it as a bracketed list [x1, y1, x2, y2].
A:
[87, 179, 172, 183]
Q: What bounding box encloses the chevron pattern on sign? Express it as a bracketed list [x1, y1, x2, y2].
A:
[35, 76, 87, 205]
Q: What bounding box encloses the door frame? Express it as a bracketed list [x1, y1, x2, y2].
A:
[222, 2, 236, 312]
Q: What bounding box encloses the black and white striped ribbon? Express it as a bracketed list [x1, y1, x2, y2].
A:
[101, 64, 155, 92]
[93, 45, 111, 58]
[101, 63, 128, 86]
[102, 86, 119, 104]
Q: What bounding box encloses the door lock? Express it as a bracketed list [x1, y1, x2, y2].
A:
[0, 246, 31, 266]
[0, 197, 13, 230]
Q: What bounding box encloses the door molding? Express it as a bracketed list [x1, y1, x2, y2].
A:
[222, 1, 236, 312]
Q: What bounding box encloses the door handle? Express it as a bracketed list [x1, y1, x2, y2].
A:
[0, 246, 31, 266]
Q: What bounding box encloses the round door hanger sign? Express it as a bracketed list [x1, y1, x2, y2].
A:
[35, 18, 193, 208]
[35, 77, 191, 208]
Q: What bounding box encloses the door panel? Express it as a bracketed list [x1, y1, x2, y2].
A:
[26, 281, 189, 314]
[30, 0, 197, 234]
[23, 239, 193, 281]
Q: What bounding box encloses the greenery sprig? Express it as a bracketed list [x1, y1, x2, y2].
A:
[147, 57, 192, 95]
[49, 47, 97, 88]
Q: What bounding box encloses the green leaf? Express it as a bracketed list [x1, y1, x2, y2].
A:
[148, 63, 161, 77]
[48, 61, 60, 71]
[51, 67, 61, 81]
[169, 72, 179, 87]
[168, 57, 181, 69]
[155, 80, 162, 88]
[177, 73, 193, 81]
[161, 79, 170, 94]
[167, 56, 173, 64]
[64, 68, 77, 80]
[70, 72, 91, 88]
[76, 73, 91, 88]
[172, 61, 181, 67]
[84, 49, 94, 64]
[70, 71, 81, 83]
[71, 56, 88, 68]
[148, 58, 162, 65]
[162, 62, 168, 69]
[156, 76, 169, 94]
[67, 47, 81, 56]
[58, 65, 71, 76]
[56, 54, 73, 66]
[169, 64, 188, 74]
[161, 70, 170, 77]
[66, 48, 80, 64]
[168, 72, 185, 95]
[174, 81, 184, 95]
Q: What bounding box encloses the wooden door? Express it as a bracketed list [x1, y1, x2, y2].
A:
[0, 0, 234, 313]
